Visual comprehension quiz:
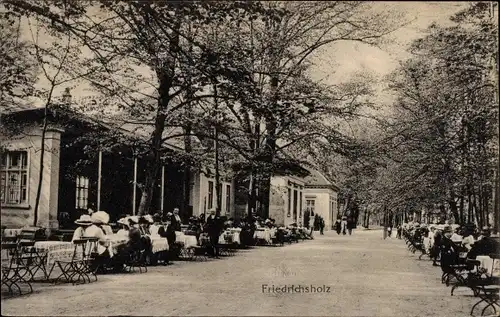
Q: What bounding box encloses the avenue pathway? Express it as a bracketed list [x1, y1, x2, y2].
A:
[2, 229, 477, 316]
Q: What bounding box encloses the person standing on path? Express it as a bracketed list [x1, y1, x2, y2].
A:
[308, 215, 314, 238]
[334, 218, 341, 235]
[341, 216, 348, 235]
[347, 216, 354, 235]
[205, 209, 222, 257]
[319, 217, 325, 235]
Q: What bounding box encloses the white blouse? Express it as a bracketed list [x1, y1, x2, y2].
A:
[71, 227, 85, 242]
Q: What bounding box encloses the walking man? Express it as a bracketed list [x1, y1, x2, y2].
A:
[334, 218, 341, 235]
[205, 209, 221, 258]
[341, 216, 348, 235]
[319, 217, 325, 235]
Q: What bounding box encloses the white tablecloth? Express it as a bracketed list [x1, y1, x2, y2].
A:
[476, 256, 499, 277]
[34, 241, 74, 267]
[254, 228, 272, 244]
[175, 231, 198, 248]
[150, 236, 169, 252]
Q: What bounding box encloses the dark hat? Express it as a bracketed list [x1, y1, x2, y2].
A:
[153, 213, 162, 223]
[481, 226, 491, 236]
[443, 225, 453, 233]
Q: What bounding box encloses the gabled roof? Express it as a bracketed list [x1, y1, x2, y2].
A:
[303, 167, 339, 191]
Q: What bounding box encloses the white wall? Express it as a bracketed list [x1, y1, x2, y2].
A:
[1, 126, 62, 229]
[193, 171, 234, 217]
[303, 188, 338, 231]
[269, 175, 305, 227]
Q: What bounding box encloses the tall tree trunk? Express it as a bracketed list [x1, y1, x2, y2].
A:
[182, 22, 194, 219]
[261, 113, 277, 219]
[365, 208, 370, 229]
[459, 191, 464, 224]
[33, 107, 49, 227]
[137, 23, 180, 216]
[363, 207, 367, 228]
[494, 168, 499, 232]
[449, 198, 460, 225]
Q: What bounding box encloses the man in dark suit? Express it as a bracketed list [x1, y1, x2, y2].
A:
[468, 227, 500, 259]
[205, 209, 221, 257]
[440, 225, 458, 269]
[171, 208, 182, 231]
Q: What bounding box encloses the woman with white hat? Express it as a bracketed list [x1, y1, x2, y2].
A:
[92, 211, 113, 235]
[72, 214, 93, 242]
[116, 217, 130, 238]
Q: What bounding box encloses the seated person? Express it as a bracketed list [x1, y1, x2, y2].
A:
[450, 226, 463, 243]
[116, 218, 130, 238]
[72, 214, 93, 242]
[461, 224, 476, 251]
[84, 217, 109, 255]
[149, 213, 163, 236]
[91, 211, 113, 235]
[468, 227, 500, 259]
[138, 216, 151, 235]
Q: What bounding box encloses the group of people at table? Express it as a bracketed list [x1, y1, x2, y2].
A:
[403, 222, 499, 271]
[68, 208, 312, 272]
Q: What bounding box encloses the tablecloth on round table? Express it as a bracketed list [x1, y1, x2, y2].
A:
[475, 255, 498, 276]
[219, 229, 241, 245]
[175, 231, 198, 248]
[34, 241, 74, 267]
[149, 236, 169, 252]
[254, 228, 272, 244]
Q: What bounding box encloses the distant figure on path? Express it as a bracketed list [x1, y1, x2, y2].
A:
[205, 209, 222, 257]
[319, 217, 325, 235]
[387, 225, 392, 237]
[334, 218, 341, 235]
[308, 215, 314, 238]
[347, 217, 355, 235]
[341, 216, 348, 235]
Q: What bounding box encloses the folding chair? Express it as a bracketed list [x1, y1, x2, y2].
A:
[16, 240, 48, 281]
[470, 254, 500, 316]
[125, 241, 148, 273]
[51, 239, 89, 284]
[81, 237, 99, 282]
[1, 242, 33, 296]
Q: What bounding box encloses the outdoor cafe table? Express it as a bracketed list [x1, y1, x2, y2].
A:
[149, 236, 169, 253]
[175, 231, 198, 248]
[476, 255, 497, 276]
[34, 241, 74, 279]
[254, 228, 272, 244]
[218, 228, 241, 245]
[34, 241, 73, 266]
[105, 234, 169, 253]
[230, 228, 241, 245]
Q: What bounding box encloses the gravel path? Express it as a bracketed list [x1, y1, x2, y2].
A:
[2, 229, 478, 316]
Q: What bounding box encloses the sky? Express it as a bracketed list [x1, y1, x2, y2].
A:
[309, 1, 467, 107]
[17, 1, 468, 109]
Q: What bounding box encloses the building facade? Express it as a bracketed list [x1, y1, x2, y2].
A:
[1, 107, 234, 229]
[268, 169, 339, 229]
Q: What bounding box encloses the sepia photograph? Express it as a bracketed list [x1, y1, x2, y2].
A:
[0, 1, 499, 316]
